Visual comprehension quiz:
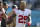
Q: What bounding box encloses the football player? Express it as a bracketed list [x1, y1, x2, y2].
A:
[0, 1, 7, 27]
[12, 1, 32, 27]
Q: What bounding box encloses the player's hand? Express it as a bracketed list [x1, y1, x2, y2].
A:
[27, 22, 31, 26]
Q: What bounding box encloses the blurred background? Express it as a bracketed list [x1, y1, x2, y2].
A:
[0, 0, 40, 27]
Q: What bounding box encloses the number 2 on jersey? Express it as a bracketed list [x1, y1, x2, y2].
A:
[18, 15, 27, 23]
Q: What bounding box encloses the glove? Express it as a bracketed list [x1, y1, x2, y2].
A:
[27, 22, 31, 26]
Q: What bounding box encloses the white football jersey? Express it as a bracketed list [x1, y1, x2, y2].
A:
[13, 9, 31, 27]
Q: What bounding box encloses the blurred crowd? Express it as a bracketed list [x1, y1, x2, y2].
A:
[0, 0, 40, 10]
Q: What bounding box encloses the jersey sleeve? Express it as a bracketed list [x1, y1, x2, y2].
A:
[30, 10, 31, 14]
[28, 9, 31, 15]
[26, 9, 31, 15]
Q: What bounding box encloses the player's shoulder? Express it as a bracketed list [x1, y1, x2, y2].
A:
[25, 9, 31, 13]
[25, 9, 31, 11]
[25, 9, 31, 12]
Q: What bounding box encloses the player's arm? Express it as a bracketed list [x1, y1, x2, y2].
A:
[27, 10, 32, 26]
[6, 11, 16, 25]
[2, 8, 8, 19]
[27, 14, 31, 26]
[12, 13, 16, 18]
[8, 11, 16, 19]
[8, 13, 16, 19]
[2, 13, 7, 19]
[12, 9, 17, 18]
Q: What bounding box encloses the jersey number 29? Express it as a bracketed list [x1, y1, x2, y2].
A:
[18, 15, 27, 23]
